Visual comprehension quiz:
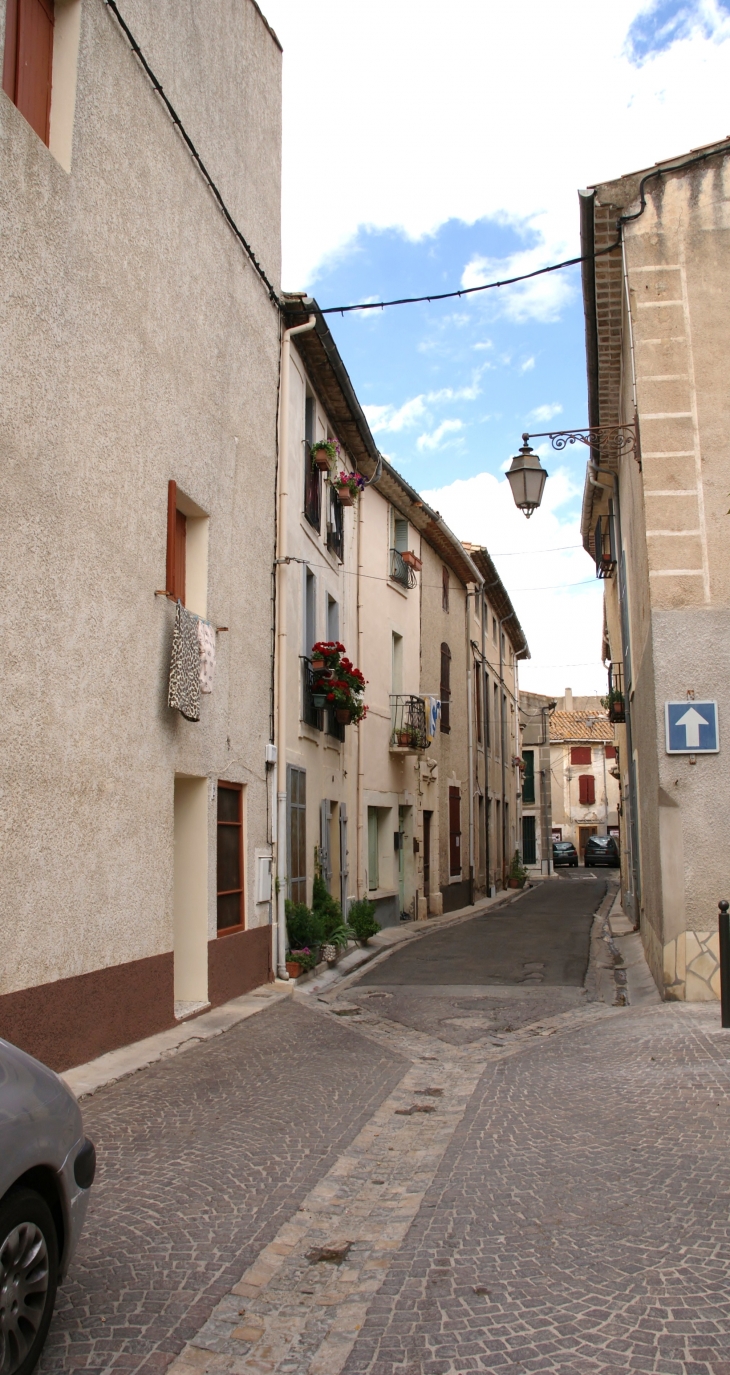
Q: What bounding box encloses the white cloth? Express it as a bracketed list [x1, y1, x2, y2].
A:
[197, 619, 216, 694]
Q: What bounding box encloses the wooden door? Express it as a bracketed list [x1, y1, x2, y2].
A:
[423, 811, 432, 897]
[449, 787, 461, 876]
[578, 825, 597, 859]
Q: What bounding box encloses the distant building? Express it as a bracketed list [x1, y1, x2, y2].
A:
[579, 137, 730, 999]
[548, 692, 620, 861]
[518, 691, 555, 875]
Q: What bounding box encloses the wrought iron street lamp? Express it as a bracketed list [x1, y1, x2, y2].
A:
[506, 435, 548, 518]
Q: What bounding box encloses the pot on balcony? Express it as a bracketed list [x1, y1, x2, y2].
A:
[397, 730, 411, 746]
[313, 451, 332, 471]
[336, 708, 352, 724]
[401, 551, 422, 571]
[312, 693, 327, 709]
[311, 657, 325, 671]
[336, 488, 354, 507]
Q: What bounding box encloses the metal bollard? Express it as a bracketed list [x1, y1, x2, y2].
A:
[719, 900, 730, 1028]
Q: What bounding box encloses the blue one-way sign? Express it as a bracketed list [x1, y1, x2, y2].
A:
[665, 700, 719, 754]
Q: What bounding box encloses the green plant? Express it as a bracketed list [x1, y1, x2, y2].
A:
[508, 851, 528, 883]
[601, 688, 624, 710]
[288, 946, 317, 971]
[312, 872, 344, 939]
[347, 899, 381, 943]
[311, 439, 340, 468]
[285, 900, 324, 950]
[327, 924, 352, 950]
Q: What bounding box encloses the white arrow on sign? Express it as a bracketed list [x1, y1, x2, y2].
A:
[675, 706, 709, 748]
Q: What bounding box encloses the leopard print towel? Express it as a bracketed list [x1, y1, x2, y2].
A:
[168, 601, 201, 721]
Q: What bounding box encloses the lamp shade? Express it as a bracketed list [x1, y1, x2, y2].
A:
[506, 437, 548, 518]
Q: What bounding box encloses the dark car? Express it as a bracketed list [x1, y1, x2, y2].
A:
[0, 1039, 95, 1375]
[553, 841, 578, 867]
[584, 835, 620, 867]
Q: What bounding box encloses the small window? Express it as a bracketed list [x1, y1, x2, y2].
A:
[522, 750, 535, 805]
[393, 514, 408, 552]
[304, 393, 321, 532]
[166, 480, 186, 604]
[440, 643, 451, 733]
[442, 565, 450, 612]
[578, 774, 596, 806]
[367, 807, 379, 891]
[475, 662, 482, 743]
[217, 783, 244, 934]
[492, 616, 497, 644]
[326, 595, 339, 643]
[493, 684, 499, 756]
[571, 746, 592, 765]
[3, 0, 54, 146]
[392, 632, 403, 695]
[287, 766, 307, 903]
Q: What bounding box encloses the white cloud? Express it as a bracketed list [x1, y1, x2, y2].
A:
[421, 468, 605, 696]
[262, 0, 730, 290]
[530, 403, 563, 422]
[417, 419, 464, 451]
[363, 383, 481, 434]
[520, 357, 536, 373]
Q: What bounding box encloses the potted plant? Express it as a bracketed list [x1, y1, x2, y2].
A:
[347, 899, 381, 945]
[397, 728, 411, 746]
[311, 438, 340, 472]
[286, 947, 317, 978]
[601, 688, 625, 723]
[332, 470, 365, 507]
[312, 690, 327, 709]
[507, 851, 528, 889]
[401, 551, 423, 571]
[313, 644, 368, 727]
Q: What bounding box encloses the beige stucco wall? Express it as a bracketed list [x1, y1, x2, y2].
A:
[0, 0, 282, 995]
[592, 151, 730, 998]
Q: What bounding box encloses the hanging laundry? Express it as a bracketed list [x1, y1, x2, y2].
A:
[425, 696, 441, 742]
[168, 601, 201, 722]
[197, 619, 216, 694]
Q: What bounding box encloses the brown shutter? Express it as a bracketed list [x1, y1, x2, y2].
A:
[442, 565, 449, 611]
[440, 642, 451, 733]
[175, 509, 187, 604]
[16, 0, 54, 145]
[3, 0, 19, 100]
[578, 775, 595, 806]
[449, 786, 461, 876]
[571, 746, 591, 765]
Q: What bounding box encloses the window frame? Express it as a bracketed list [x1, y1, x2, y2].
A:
[166, 479, 187, 604]
[440, 642, 451, 733]
[442, 565, 450, 612]
[303, 393, 321, 532]
[216, 781, 245, 936]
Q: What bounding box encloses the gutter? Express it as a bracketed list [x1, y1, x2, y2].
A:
[579, 189, 601, 546]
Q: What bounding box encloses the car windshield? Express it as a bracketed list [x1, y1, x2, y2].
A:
[588, 838, 612, 847]
[554, 843, 573, 850]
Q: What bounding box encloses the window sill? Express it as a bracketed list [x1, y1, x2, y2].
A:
[387, 578, 410, 599]
[216, 923, 246, 938]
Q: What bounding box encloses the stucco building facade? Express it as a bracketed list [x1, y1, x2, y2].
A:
[579, 137, 730, 999]
[549, 694, 620, 860]
[0, 0, 283, 1068]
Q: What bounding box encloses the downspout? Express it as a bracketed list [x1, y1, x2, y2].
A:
[356, 479, 365, 899]
[274, 313, 316, 978]
[499, 616, 506, 886]
[465, 586, 476, 905]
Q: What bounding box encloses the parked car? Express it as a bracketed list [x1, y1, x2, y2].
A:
[553, 841, 579, 867]
[584, 835, 620, 867]
[0, 1039, 95, 1375]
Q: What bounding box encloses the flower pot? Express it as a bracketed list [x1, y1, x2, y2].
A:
[335, 708, 352, 724]
[336, 487, 354, 507]
[313, 452, 332, 471]
[401, 551, 422, 571]
[312, 694, 327, 709]
[286, 961, 303, 979]
[311, 658, 325, 671]
[397, 731, 411, 746]
[508, 878, 524, 889]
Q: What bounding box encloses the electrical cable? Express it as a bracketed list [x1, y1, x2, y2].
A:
[102, 0, 279, 306]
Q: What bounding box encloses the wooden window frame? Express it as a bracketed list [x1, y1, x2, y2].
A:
[3, 0, 54, 146]
[216, 781, 244, 936]
[166, 479, 187, 603]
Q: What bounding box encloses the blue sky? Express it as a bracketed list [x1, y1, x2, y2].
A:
[263, 0, 730, 693]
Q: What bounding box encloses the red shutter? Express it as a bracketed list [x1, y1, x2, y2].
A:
[3, 0, 19, 100]
[571, 746, 591, 765]
[16, 0, 54, 145]
[605, 745, 616, 759]
[166, 480, 186, 603]
[578, 775, 595, 805]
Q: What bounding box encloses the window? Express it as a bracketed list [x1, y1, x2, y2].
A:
[492, 616, 497, 645]
[605, 745, 617, 759]
[216, 783, 244, 933]
[522, 750, 535, 805]
[571, 746, 592, 765]
[578, 774, 596, 806]
[165, 481, 208, 615]
[475, 662, 482, 744]
[440, 642, 451, 733]
[367, 807, 379, 891]
[287, 766, 306, 903]
[393, 514, 408, 552]
[166, 480, 186, 603]
[305, 568, 316, 656]
[442, 565, 450, 612]
[327, 595, 339, 643]
[392, 632, 403, 695]
[327, 486, 344, 560]
[484, 672, 490, 748]
[304, 393, 321, 531]
[522, 815, 537, 866]
[493, 684, 499, 756]
[3, 0, 54, 145]
[449, 786, 461, 876]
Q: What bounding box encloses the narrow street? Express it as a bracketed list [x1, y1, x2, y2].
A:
[44, 881, 730, 1375]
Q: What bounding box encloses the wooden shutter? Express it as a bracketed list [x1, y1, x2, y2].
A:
[2, 0, 19, 100]
[474, 662, 482, 743]
[605, 745, 616, 759]
[287, 766, 307, 904]
[14, 0, 54, 145]
[166, 480, 186, 603]
[442, 565, 449, 611]
[449, 786, 461, 876]
[571, 746, 591, 765]
[522, 751, 535, 805]
[440, 643, 451, 733]
[216, 783, 244, 933]
[578, 774, 595, 806]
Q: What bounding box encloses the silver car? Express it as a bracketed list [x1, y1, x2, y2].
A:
[0, 1039, 95, 1375]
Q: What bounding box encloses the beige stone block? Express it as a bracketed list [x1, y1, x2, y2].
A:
[706, 931, 720, 960]
[428, 893, 443, 915]
[685, 931, 701, 963]
[711, 968, 722, 999]
[663, 938, 677, 986]
[231, 1282, 260, 1299]
[686, 949, 718, 984]
[232, 1327, 265, 1344]
[330, 1302, 369, 1334]
[685, 969, 717, 1002]
[309, 1334, 357, 1375]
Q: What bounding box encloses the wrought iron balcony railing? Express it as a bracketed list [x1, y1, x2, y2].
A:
[606, 661, 625, 723]
[301, 657, 346, 741]
[390, 694, 429, 752]
[389, 548, 417, 590]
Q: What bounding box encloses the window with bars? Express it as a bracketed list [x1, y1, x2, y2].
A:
[217, 783, 244, 934]
[440, 643, 451, 733]
[522, 750, 535, 805]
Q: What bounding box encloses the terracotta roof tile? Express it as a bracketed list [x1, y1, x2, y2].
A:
[549, 710, 614, 743]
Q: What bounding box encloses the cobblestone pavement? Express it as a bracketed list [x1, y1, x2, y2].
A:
[41, 1000, 407, 1374]
[45, 879, 730, 1375]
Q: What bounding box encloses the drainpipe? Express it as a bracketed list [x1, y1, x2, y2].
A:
[480, 583, 489, 892]
[499, 616, 507, 886]
[274, 313, 316, 979]
[465, 586, 476, 905]
[356, 480, 365, 899]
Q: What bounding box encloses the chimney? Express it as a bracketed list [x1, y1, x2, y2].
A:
[565, 687, 573, 712]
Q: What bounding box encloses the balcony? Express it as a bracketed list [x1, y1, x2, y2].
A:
[301, 658, 346, 741]
[389, 548, 417, 590]
[390, 694, 429, 753]
[605, 661, 625, 723]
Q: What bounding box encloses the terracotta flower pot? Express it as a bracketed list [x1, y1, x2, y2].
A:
[286, 961, 303, 979]
[313, 451, 332, 471]
[335, 708, 352, 724]
[508, 878, 524, 889]
[397, 731, 411, 746]
[336, 487, 354, 507]
[311, 658, 325, 671]
[401, 551, 423, 571]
